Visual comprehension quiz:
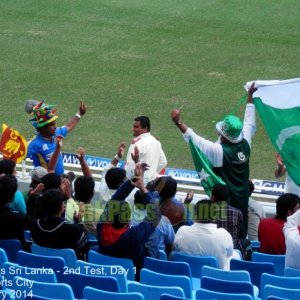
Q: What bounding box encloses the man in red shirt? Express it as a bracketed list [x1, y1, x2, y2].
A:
[258, 193, 299, 254]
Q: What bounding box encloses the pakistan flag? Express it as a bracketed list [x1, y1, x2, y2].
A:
[189, 138, 225, 197]
[245, 78, 300, 185]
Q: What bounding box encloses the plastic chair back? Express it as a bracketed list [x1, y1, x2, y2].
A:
[31, 243, 77, 268]
[140, 268, 192, 298]
[202, 265, 251, 281]
[170, 251, 218, 278]
[88, 249, 135, 280]
[263, 284, 300, 300]
[17, 251, 65, 282]
[261, 273, 300, 299]
[230, 258, 275, 290]
[63, 273, 119, 298]
[201, 276, 255, 297]
[252, 252, 285, 276]
[128, 281, 185, 300]
[0, 248, 8, 267]
[196, 287, 254, 300]
[144, 256, 191, 277]
[284, 266, 300, 277]
[84, 286, 145, 299]
[0, 239, 23, 262]
[12, 276, 75, 300]
[160, 294, 187, 300]
[76, 260, 128, 292]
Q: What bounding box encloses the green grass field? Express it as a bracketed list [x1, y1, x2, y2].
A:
[1, 0, 300, 180]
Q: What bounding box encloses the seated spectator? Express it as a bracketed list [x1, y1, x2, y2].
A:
[210, 184, 243, 251]
[174, 199, 234, 270]
[0, 159, 26, 214]
[258, 193, 299, 254]
[97, 163, 161, 279]
[74, 176, 103, 236]
[248, 180, 265, 241]
[283, 206, 300, 269]
[31, 189, 90, 260]
[0, 175, 31, 250]
[25, 166, 47, 220]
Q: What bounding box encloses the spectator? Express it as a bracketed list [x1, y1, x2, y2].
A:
[0, 175, 31, 250]
[74, 175, 103, 236]
[174, 199, 234, 270]
[258, 193, 299, 254]
[31, 189, 90, 260]
[275, 153, 300, 196]
[283, 206, 300, 269]
[98, 143, 127, 205]
[125, 116, 167, 184]
[97, 163, 161, 279]
[171, 83, 257, 238]
[248, 180, 265, 241]
[0, 159, 26, 214]
[27, 100, 87, 175]
[210, 183, 243, 251]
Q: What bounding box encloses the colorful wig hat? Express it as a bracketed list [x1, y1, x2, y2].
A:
[29, 101, 58, 128]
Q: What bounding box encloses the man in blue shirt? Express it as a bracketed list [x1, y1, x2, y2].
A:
[27, 100, 87, 175]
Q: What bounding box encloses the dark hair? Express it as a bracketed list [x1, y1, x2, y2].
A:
[103, 200, 131, 228]
[105, 168, 126, 190]
[155, 176, 177, 199]
[134, 116, 151, 132]
[0, 175, 18, 205]
[211, 184, 229, 202]
[248, 180, 255, 196]
[41, 173, 61, 191]
[0, 159, 16, 175]
[40, 189, 67, 216]
[194, 199, 214, 223]
[74, 176, 95, 203]
[276, 193, 300, 220]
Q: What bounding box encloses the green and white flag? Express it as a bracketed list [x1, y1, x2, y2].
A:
[245, 78, 300, 185]
[189, 138, 225, 197]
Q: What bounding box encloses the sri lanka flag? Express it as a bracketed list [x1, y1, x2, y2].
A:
[0, 124, 27, 163]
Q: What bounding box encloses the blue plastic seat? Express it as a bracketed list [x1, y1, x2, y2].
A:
[0, 248, 8, 267]
[202, 265, 260, 297]
[140, 268, 193, 299]
[260, 273, 300, 300]
[230, 258, 275, 291]
[195, 287, 254, 300]
[0, 239, 23, 262]
[263, 284, 300, 300]
[201, 276, 255, 297]
[88, 249, 135, 280]
[83, 286, 145, 300]
[128, 281, 185, 300]
[284, 266, 300, 277]
[63, 273, 119, 298]
[17, 251, 66, 282]
[250, 240, 261, 251]
[252, 252, 285, 276]
[31, 243, 77, 268]
[3, 261, 57, 283]
[144, 256, 191, 277]
[12, 276, 75, 300]
[76, 260, 128, 292]
[170, 251, 218, 278]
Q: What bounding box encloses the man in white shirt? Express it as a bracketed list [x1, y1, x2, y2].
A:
[174, 199, 234, 270]
[283, 204, 300, 269]
[125, 116, 167, 184]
